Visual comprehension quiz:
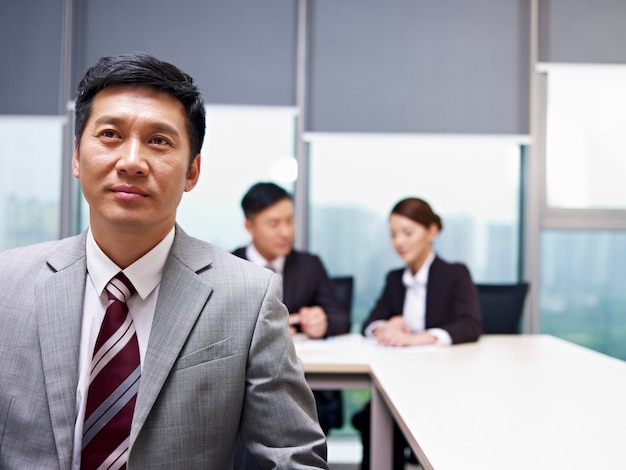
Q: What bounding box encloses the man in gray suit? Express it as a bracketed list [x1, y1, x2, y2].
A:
[0, 53, 328, 469]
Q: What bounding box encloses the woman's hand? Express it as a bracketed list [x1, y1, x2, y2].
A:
[373, 316, 437, 347]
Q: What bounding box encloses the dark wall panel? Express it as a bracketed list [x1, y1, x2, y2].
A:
[308, 0, 530, 135]
[0, 0, 63, 114]
[72, 0, 297, 106]
[539, 0, 626, 64]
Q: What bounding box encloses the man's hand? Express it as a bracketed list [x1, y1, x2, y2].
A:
[296, 306, 328, 339]
[288, 314, 300, 336]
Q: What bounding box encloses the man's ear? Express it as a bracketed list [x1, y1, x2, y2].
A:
[244, 218, 253, 235]
[72, 139, 80, 179]
[184, 154, 201, 192]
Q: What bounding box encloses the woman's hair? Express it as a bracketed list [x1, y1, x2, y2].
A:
[391, 197, 443, 231]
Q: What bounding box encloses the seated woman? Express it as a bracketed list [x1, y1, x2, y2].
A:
[352, 197, 482, 470]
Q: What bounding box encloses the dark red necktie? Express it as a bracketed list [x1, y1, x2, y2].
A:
[81, 272, 140, 470]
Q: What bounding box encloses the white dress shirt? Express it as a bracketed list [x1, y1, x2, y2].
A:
[245, 243, 285, 274]
[71, 227, 175, 469]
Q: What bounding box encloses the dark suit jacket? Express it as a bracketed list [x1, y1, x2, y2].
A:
[232, 247, 350, 337]
[362, 256, 482, 344]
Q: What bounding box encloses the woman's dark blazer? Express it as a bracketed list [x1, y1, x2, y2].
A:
[362, 256, 482, 344]
[232, 247, 350, 337]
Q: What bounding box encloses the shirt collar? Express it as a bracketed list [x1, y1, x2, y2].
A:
[246, 243, 286, 274]
[86, 226, 175, 300]
[402, 250, 436, 288]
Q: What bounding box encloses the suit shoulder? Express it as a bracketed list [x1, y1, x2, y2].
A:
[288, 249, 324, 266]
[433, 256, 468, 270]
[0, 235, 85, 285]
[222, 249, 265, 272]
[203, 241, 271, 276]
[0, 238, 67, 266]
[178, 238, 275, 292]
[431, 256, 472, 279]
[385, 268, 404, 281]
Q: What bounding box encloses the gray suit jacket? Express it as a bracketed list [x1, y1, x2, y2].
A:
[0, 227, 328, 469]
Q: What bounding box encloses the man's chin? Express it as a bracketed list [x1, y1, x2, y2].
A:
[274, 247, 292, 258]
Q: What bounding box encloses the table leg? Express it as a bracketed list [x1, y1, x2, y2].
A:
[370, 385, 393, 469]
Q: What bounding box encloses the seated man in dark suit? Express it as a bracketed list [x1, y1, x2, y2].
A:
[233, 182, 351, 433]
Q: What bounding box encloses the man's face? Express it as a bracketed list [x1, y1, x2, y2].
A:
[245, 198, 295, 261]
[73, 85, 200, 241]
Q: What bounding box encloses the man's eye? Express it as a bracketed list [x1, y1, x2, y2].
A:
[151, 136, 169, 145]
[101, 130, 117, 138]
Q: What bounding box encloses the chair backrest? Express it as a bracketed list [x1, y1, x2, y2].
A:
[476, 283, 529, 334]
[330, 276, 354, 318]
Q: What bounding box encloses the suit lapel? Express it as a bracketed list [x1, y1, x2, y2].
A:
[281, 251, 296, 310]
[36, 233, 88, 468]
[131, 228, 213, 442]
[425, 257, 442, 328]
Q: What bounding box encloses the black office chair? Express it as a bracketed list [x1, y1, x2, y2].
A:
[330, 275, 354, 318]
[312, 276, 354, 434]
[476, 282, 530, 334]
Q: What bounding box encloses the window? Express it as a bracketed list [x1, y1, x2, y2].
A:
[0, 116, 64, 250]
[545, 66, 626, 209]
[541, 230, 626, 360]
[308, 135, 523, 329]
[540, 65, 626, 361]
[177, 106, 297, 249]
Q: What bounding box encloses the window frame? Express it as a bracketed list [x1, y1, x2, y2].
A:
[529, 64, 626, 336]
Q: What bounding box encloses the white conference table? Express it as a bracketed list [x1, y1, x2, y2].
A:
[294, 334, 626, 470]
[294, 334, 394, 468]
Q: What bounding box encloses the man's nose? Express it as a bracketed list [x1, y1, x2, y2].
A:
[116, 139, 148, 175]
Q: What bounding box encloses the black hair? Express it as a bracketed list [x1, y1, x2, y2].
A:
[391, 197, 443, 231]
[241, 182, 292, 219]
[74, 52, 206, 163]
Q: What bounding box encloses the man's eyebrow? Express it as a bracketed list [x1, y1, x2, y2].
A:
[92, 115, 181, 137]
[93, 115, 123, 127]
[151, 122, 181, 137]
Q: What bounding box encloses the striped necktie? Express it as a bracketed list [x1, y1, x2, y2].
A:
[81, 272, 140, 470]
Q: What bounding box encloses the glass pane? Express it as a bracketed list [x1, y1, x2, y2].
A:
[0, 117, 64, 249]
[309, 136, 522, 330]
[541, 230, 626, 360]
[546, 66, 626, 209]
[177, 107, 296, 249]
[77, 107, 297, 251]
